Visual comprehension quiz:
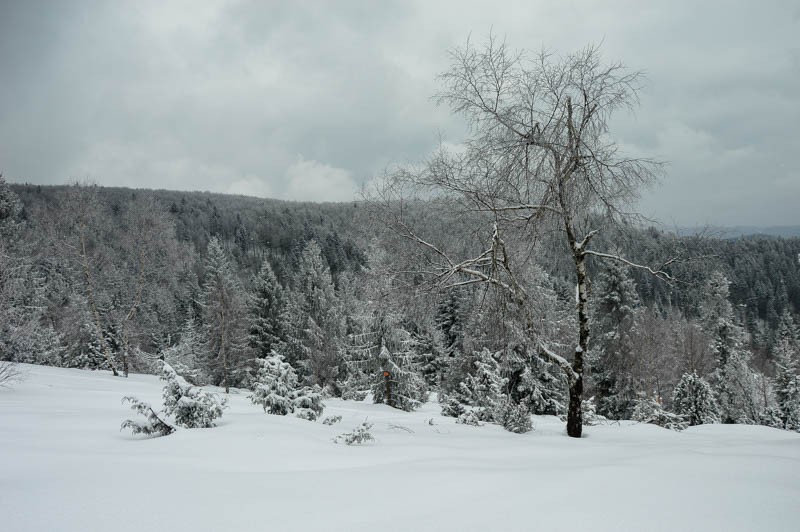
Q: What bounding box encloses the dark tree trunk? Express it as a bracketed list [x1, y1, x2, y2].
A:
[567, 245, 590, 438]
[567, 372, 583, 437]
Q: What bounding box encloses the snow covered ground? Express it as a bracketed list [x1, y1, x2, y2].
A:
[2, 364, 799, 532]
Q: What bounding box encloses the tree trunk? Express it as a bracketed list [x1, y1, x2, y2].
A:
[567, 372, 583, 437]
[567, 252, 590, 438]
[220, 304, 230, 394]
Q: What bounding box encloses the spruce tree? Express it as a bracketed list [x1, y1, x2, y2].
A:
[495, 399, 534, 433]
[248, 259, 286, 359]
[120, 396, 175, 437]
[0, 176, 64, 368]
[773, 311, 800, 430]
[160, 362, 227, 428]
[590, 260, 641, 420]
[201, 237, 249, 392]
[456, 348, 507, 420]
[702, 272, 762, 424]
[249, 352, 325, 420]
[249, 353, 299, 415]
[435, 289, 465, 358]
[632, 393, 688, 431]
[372, 342, 428, 411]
[287, 240, 343, 388]
[672, 371, 719, 426]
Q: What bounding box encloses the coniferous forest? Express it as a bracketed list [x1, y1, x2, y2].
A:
[2, 176, 799, 432]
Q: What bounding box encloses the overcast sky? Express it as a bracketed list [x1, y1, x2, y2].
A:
[1, 0, 798, 226]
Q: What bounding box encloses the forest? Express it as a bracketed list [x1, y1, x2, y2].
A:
[1, 40, 799, 439]
[2, 174, 799, 435]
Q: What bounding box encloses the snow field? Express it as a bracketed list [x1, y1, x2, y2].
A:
[1, 364, 799, 532]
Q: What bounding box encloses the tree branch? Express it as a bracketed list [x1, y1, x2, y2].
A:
[582, 249, 676, 282]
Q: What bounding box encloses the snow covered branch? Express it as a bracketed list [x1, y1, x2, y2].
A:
[582, 250, 677, 282]
[538, 343, 578, 385]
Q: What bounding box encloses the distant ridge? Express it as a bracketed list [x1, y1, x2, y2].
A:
[674, 225, 800, 239]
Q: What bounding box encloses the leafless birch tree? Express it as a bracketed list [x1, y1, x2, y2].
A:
[376, 36, 672, 437]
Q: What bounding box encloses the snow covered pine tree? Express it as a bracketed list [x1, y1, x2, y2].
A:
[672, 371, 718, 426]
[249, 352, 324, 420]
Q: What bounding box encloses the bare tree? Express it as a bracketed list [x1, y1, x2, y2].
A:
[376, 36, 671, 437]
[61, 183, 120, 376]
[0, 360, 20, 386]
[115, 196, 182, 377]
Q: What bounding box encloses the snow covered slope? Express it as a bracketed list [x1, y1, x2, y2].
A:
[2, 364, 799, 532]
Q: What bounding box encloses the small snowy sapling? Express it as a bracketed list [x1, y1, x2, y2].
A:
[161, 361, 227, 428]
[334, 421, 375, 445]
[495, 399, 533, 433]
[249, 353, 325, 421]
[249, 353, 297, 415]
[456, 410, 482, 426]
[632, 393, 688, 431]
[439, 394, 466, 418]
[120, 396, 175, 437]
[322, 415, 343, 425]
[293, 386, 324, 421]
[672, 371, 718, 426]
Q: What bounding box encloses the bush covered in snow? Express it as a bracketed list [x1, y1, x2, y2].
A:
[121, 362, 225, 436]
[372, 344, 428, 412]
[293, 386, 324, 421]
[495, 400, 533, 434]
[758, 406, 785, 429]
[439, 394, 466, 418]
[333, 421, 374, 445]
[672, 371, 718, 426]
[456, 410, 482, 426]
[0, 360, 20, 387]
[249, 354, 298, 415]
[161, 362, 227, 428]
[120, 396, 175, 437]
[249, 353, 325, 421]
[632, 394, 688, 431]
[322, 415, 342, 425]
[455, 349, 507, 419]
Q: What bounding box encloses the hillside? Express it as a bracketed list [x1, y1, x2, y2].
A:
[2, 365, 799, 532]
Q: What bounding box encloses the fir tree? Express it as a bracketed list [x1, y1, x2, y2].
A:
[120, 396, 175, 437]
[372, 343, 428, 412]
[590, 260, 641, 420]
[672, 371, 719, 426]
[0, 178, 65, 368]
[702, 272, 762, 424]
[201, 237, 249, 392]
[287, 240, 343, 388]
[333, 422, 374, 445]
[632, 393, 688, 431]
[495, 399, 533, 433]
[293, 386, 324, 421]
[249, 353, 300, 415]
[248, 259, 286, 359]
[456, 349, 507, 421]
[435, 289, 465, 358]
[161, 361, 227, 428]
[439, 394, 466, 417]
[249, 352, 326, 420]
[773, 311, 800, 430]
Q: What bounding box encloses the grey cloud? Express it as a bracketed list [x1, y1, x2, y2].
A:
[0, 0, 797, 225]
